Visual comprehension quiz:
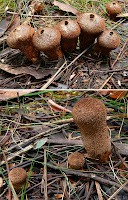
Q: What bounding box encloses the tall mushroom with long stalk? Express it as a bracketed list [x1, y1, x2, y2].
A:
[72, 97, 111, 162]
[56, 19, 81, 52]
[33, 27, 63, 60]
[77, 13, 105, 49]
[7, 24, 40, 63]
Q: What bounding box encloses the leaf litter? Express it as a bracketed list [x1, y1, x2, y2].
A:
[0, 0, 127, 89]
[0, 90, 128, 199]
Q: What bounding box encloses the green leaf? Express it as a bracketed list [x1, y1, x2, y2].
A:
[100, 3, 107, 14]
[35, 138, 47, 149]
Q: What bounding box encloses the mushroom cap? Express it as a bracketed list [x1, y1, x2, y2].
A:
[97, 29, 120, 50]
[33, 27, 61, 51]
[68, 152, 85, 170]
[72, 97, 107, 130]
[77, 13, 105, 35]
[9, 167, 27, 185]
[106, 2, 121, 15]
[56, 19, 81, 39]
[7, 24, 35, 49]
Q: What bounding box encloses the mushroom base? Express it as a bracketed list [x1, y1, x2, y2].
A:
[13, 182, 26, 192]
[61, 37, 78, 53]
[81, 128, 111, 162]
[94, 43, 111, 55]
[43, 45, 63, 60]
[21, 44, 40, 63]
[79, 31, 95, 50]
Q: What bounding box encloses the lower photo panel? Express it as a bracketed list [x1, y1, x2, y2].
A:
[0, 90, 128, 200]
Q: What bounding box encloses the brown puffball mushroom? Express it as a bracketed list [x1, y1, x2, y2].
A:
[94, 29, 120, 55]
[7, 24, 40, 63]
[106, 2, 121, 20]
[9, 167, 27, 192]
[68, 152, 85, 170]
[33, 27, 63, 60]
[77, 13, 105, 49]
[72, 98, 111, 162]
[56, 19, 81, 52]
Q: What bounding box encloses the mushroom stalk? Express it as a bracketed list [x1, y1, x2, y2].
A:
[56, 19, 81, 52]
[72, 97, 111, 162]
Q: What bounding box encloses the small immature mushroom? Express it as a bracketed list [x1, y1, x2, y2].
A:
[9, 167, 27, 192]
[72, 97, 111, 162]
[77, 13, 105, 49]
[7, 24, 40, 63]
[106, 2, 121, 20]
[68, 152, 85, 170]
[30, 0, 44, 14]
[56, 19, 81, 52]
[94, 29, 120, 55]
[33, 27, 63, 60]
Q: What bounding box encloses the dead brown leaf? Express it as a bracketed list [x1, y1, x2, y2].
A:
[0, 90, 36, 101]
[98, 90, 128, 99]
[53, 0, 80, 15]
[0, 63, 57, 79]
[48, 99, 72, 113]
[117, 13, 128, 17]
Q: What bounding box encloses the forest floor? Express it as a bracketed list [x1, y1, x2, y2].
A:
[0, 0, 128, 89]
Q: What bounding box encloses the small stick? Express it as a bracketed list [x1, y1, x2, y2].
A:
[41, 61, 67, 89]
[108, 180, 128, 200]
[85, 181, 94, 200]
[99, 72, 114, 89]
[46, 163, 128, 192]
[41, 43, 96, 89]
[51, 118, 73, 124]
[95, 181, 103, 200]
[1, 144, 34, 165]
[2, 124, 69, 155]
[44, 148, 48, 200]
[111, 39, 128, 69]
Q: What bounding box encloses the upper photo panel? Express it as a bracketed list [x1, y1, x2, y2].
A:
[0, 0, 127, 89]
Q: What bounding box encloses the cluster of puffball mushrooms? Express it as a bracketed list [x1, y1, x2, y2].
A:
[9, 97, 111, 192]
[7, 1, 121, 63]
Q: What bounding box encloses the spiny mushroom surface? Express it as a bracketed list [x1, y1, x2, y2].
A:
[72, 97, 111, 162]
[9, 167, 27, 192]
[7, 24, 39, 63]
[94, 29, 120, 55]
[77, 13, 105, 49]
[68, 152, 85, 170]
[33, 27, 63, 60]
[56, 19, 81, 52]
[106, 2, 121, 20]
